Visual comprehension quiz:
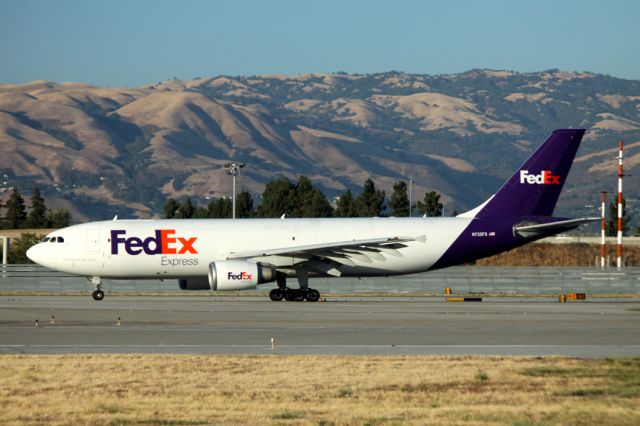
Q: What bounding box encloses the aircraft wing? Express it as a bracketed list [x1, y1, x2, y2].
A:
[225, 236, 422, 276]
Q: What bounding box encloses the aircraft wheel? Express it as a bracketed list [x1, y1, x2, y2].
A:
[284, 290, 297, 302]
[306, 289, 320, 302]
[294, 292, 305, 302]
[269, 288, 284, 301]
[92, 290, 104, 301]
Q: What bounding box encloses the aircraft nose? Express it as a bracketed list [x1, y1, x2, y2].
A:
[26, 244, 40, 264]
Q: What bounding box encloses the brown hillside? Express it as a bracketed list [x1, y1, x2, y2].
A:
[1, 70, 640, 220]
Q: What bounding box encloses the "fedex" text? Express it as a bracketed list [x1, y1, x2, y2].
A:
[519, 170, 561, 185]
[111, 229, 197, 255]
[228, 272, 253, 280]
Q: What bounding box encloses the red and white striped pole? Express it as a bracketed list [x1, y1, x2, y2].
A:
[601, 191, 607, 268]
[616, 140, 624, 269]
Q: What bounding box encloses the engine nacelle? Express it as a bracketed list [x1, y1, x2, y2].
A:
[178, 277, 210, 290]
[208, 260, 276, 291]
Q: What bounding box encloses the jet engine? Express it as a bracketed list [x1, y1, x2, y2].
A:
[178, 277, 210, 290]
[208, 260, 276, 291]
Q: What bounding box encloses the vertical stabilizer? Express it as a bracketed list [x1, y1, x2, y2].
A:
[464, 129, 585, 219]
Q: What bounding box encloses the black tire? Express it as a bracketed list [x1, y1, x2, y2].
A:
[294, 292, 305, 302]
[269, 288, 284, 301]
[306, 289, 320, 302]
[284, 290, 297, 302]
[92, 290, 104, 301]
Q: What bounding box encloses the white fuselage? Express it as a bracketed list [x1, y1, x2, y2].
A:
[27, 217, 472, 279]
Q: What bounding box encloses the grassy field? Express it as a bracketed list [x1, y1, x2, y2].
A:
[1, 355, 639, 425]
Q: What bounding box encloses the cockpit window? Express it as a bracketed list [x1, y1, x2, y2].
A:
[44, 236, 65, 243]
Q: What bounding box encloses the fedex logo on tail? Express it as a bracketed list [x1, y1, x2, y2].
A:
[519, 170, 561, 185]
[111, 229, 197, 255]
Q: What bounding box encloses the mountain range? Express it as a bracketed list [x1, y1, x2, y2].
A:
[1, 69, 639, 223]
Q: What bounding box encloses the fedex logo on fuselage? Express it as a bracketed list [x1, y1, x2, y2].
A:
[519, 170, 561, 185]
[228, 272, 253, 280]
[111, 229, 197, 255]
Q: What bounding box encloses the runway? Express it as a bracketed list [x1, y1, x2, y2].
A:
[1, 296, 639, 357]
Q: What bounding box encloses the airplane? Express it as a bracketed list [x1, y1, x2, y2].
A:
[27, 128, 597, 302]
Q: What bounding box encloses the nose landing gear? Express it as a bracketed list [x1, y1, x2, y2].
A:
[89, 276, 104, 301]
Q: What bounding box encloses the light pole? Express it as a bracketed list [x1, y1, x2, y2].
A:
[225, 162, 246, 219]
[409, 178, 412, 217]
[600, 191, 609, 268]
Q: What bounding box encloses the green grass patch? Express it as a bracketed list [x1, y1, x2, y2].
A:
[556, 388, 606, 397]
[97, 403, 124, 414]
[338, 387, 353, 398]
[512, 421, 549, 426]
[522, 358, 640, 398]
[271, 410, 304, 420]
[520, 366, 573, 377]
[475, 369, 490, 382]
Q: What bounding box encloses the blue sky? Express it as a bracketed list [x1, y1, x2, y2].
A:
[0, 0, 638, 87]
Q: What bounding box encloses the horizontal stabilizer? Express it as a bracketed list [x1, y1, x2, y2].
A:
[514, 217, 599, 238]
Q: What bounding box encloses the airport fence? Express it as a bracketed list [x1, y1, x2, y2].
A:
[0, 264, 639, 295]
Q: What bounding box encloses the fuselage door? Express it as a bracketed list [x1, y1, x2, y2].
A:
[86, 229, 100, 253]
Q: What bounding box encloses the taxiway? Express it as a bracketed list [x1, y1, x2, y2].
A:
[0, 296, 638, 357]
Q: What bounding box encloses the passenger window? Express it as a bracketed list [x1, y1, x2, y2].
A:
[57, 237, 65, 243]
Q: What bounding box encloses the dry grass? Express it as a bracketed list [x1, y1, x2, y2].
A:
[1, 355, 639, 425]
[477, 243, 640, 267]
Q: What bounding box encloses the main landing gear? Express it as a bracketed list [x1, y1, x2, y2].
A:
[90, 276, 104, 301]
[269, 287, 320, 302]
[269, 270, 321, 302]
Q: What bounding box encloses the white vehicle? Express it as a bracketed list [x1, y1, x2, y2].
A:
[27, 129, 596, 301]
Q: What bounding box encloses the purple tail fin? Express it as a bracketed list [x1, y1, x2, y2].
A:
[467, 129, 585, 219]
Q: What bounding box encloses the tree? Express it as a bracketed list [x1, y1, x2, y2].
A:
[354, 178, 386, 217]
[7, 232, 41, 264]
[389, 180, 410, 217]
[164, 198, 180, 219]
[46, 209, 71, 228]
[416, 191, 443, 217]
[236, 191, 254, 218]
[335, 190, 357, 217]
[294, 176, 333, 217]
[176, 198, 195, 218]
[204, 198, 232, 218]
[606, 197, 631, 236]
[257, 178, 295, 217]
[26, 187, 47, 228]
[303, 190, 333, 218]
[255, 176, 334, 218]
[4, 187, 27, 229]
